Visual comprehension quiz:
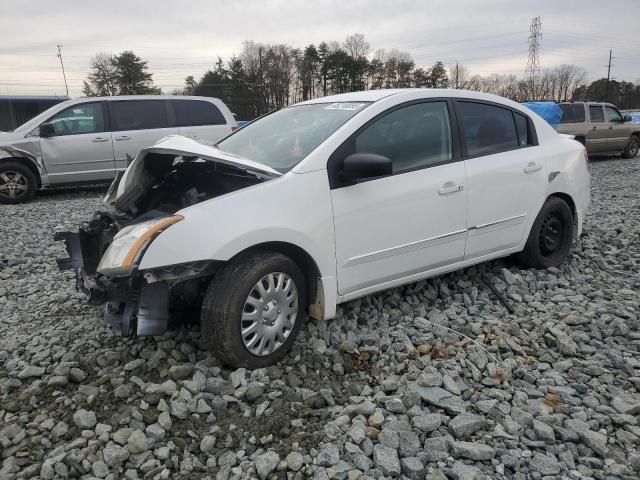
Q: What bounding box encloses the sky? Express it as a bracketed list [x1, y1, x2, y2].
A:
[1, 0, 638, 97]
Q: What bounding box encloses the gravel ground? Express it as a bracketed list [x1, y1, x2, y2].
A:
[1, 156, 639, 480]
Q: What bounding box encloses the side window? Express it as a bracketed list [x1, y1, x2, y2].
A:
[589, 105, 605, 122]
[559, 104, 586, 123]
[354, 101, 452, 173]
[457, 101, 519, 157]
[605, 106, 622, 123]
[110, 100, 168, 131]
[513, 112, 531, 147]
[172, 100, 226, 126]
[46, 102, 104, 136]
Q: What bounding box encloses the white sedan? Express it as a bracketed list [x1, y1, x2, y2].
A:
[57, 88, 590, 368]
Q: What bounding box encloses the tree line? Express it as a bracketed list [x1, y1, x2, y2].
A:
[82, 35, 640, 119]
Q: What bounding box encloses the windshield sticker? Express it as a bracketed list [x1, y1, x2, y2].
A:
[324, 102, 367, 111]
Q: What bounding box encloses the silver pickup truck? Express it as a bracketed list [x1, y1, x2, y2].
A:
[557, 102, 639, 158]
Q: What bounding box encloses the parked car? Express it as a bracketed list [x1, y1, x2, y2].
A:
[57, 88, 590, 368]
[0, 95, 236, 203]
[557, 102, 639, 158]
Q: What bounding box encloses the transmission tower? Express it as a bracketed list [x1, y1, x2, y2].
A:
[525, 17, 542, 100]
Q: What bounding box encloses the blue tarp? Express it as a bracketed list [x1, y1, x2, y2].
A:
[522, 102, 563, 128]
[629, 112, 640, 123]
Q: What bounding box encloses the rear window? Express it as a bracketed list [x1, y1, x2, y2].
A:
[589, 105, 605, 123]
[457, 101, 519, 157]
[171, 99, 226, 126]
[110, 100, 168, 131]
[559, 104, 585, 123]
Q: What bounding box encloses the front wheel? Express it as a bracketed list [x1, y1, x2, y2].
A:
[0, 162, 37, 204]
[622, 134, 639, 159]
[515, 197, 574, 269]
[201, 251, 306, 369]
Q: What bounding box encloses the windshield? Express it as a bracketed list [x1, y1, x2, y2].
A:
[217, 102, 370, 171]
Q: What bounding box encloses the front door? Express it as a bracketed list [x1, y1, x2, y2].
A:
[605, 105, 632, 150]
[40, 101, 116, 184]
[586, 105, 609, 152]
[454, 100, 546, 259]
[109, 100, 179, 171]
[330, 100, 467, 296]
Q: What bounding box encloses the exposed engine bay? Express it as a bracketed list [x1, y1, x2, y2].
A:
[114, 153, 266, 216]
[56, 139, 275, 338]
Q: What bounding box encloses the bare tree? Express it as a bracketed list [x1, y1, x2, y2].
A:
[82, 53, 118, 96]
[448, 63, 470, 89]
[343, 33, 370, 59]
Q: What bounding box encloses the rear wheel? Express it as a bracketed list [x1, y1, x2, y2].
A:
[0, 162, 37, 204]
[622, 134, 639, 159]
[201, 251, 306, 369]
[515, 197, 574, 269]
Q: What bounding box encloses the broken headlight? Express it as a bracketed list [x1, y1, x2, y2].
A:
[97, 215, 183, 277]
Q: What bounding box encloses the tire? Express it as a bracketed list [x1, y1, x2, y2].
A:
[622, 134, 639, 159]
[0, 161, 37, 204]
[201, 251, 306, 369]
[515, 197, 574, 269]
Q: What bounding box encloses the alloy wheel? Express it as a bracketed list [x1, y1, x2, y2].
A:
[0, 171, 29, 200]
[241, 272, 298, 356]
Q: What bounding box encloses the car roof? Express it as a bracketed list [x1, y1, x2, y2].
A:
[64, 95, 223, 103]
[559, 101, 617, 107]
[294, 88, 529, 110]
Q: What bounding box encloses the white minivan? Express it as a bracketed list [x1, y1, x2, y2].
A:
[57, 89, 590, 369]
[0, 95, 236, 203]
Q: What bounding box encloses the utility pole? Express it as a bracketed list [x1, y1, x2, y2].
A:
[454, 62, 459, 89]
[605, 49, 613, 102]
[525, 16, 542, 100]
[56, 44, 69, 96]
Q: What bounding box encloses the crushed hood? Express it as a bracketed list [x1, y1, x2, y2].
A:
[115, 135, 281, 201]
[109, 135, 281, 213]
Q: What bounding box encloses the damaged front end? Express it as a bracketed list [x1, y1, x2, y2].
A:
[56, 136, 280, 338]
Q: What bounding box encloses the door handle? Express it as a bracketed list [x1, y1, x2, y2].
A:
[524, 162, 543, 173]
[115, 135, 131, 141]
[92, 137, 109, 142]
[592, 126, 597, 131]
[609, 126, 613, 130]
[438, 182, 464, 195]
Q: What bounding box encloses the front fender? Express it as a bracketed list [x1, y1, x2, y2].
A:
[1, 142, 49, 185]
[138, 169, 336, 285]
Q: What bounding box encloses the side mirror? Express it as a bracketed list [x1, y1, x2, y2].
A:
[39, 122, 55, 138]
[342, 153, 392, 183]
[623, 115, 633, 123]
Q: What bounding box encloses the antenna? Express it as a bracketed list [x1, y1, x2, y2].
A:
[525, 16, 542, 100]
[57, 44, 69, 96]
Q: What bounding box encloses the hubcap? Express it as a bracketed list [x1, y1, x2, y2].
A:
[539, 213, 563, 256]
[630, 138, 639, 156]
[0, 171, 28, 199]
[241, 272, 298, 356]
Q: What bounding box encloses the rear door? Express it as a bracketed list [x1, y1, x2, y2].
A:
[168, 99, 234, 143]
[454, 100, 546, 259]
[109, 100, 178, 171]
[586, 105, 609, 152]
[605, 105, 631, 150]
[39, 101, 116, 184]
